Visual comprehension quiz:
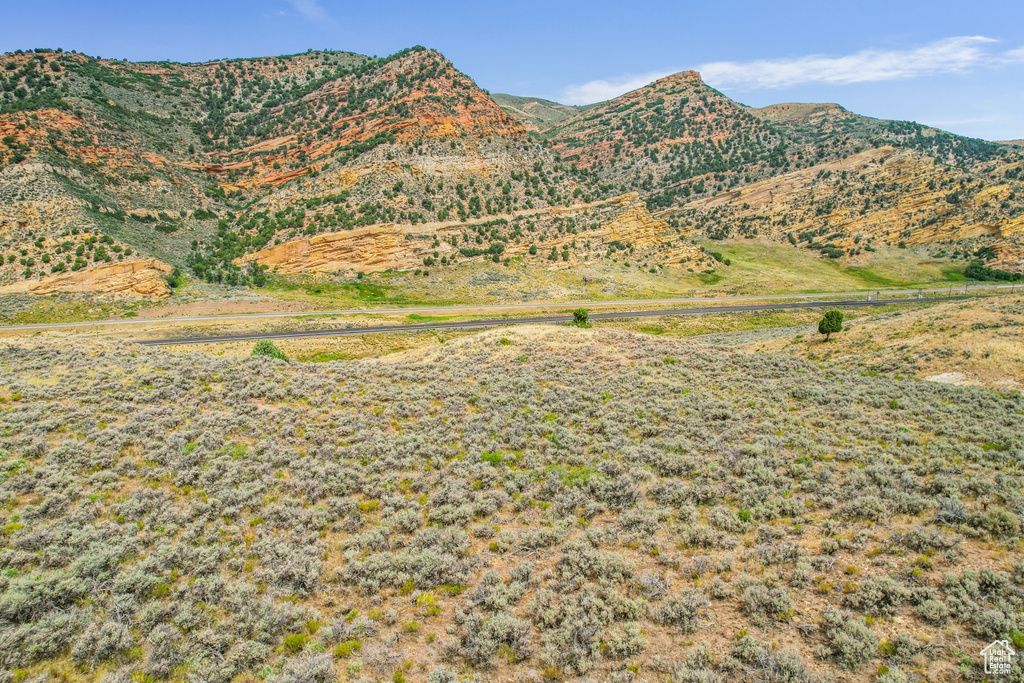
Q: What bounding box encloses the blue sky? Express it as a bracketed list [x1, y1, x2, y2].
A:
[2, 0, 1023, 140]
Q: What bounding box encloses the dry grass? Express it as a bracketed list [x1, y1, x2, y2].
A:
[0, 315, 1022, 682]
[743, 295, 1024, 391]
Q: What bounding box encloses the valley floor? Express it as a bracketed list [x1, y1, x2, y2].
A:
[0, 238, 987, 326]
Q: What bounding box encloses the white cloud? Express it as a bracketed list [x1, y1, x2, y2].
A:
[698, 36, 997, 89]
[1002, 46, 1024, 63]
[561, 70, 676, 105]
[560, 36, 1024, 105]
[286, 0, 328, 21]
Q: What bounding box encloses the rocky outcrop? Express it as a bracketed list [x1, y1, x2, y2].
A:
[676, 146, 1021, 259]
[244, 224, 408, 274]
[241, 193, 710, 274]
[602, 195, 670, 243]
[0, 258, 175, 299]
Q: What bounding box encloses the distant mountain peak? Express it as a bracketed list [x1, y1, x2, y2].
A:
[653, 70, 704, 86]
[746, 102, 847, 123]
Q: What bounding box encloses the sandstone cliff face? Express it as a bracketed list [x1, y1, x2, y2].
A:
[0, 258, 175, 299]
[245, 224, 407, 274]
[0, 161, 174, 296]
[240, 193, 710, 275]
[601, 196, 668, 244]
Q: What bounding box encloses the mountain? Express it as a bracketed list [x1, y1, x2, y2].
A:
[545, 71, 791, 209]
[1, 46, 1022, 299]
[1, 47, 665, 295]
[490, 93, 581, 131]
[539, 73, 1024, 271]
[706, 100, 1024, 270]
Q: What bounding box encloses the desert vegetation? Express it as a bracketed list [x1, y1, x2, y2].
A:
[0, 314, 1022, 682]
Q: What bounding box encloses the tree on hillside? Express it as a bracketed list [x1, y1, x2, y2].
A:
[571, 308, 591, 328]
[818, 310, 844, 341]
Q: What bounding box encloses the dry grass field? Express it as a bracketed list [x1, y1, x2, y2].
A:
[0, 296, 1022, 683]
[741, 296, 1024, 391]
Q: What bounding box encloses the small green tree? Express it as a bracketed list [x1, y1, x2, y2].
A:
[252, 339, 288, 361]
[165, 269, 184, 289]
[246, 260, 269, 287]
[818, 310, 844, 341]
[571, 308, 591, 328]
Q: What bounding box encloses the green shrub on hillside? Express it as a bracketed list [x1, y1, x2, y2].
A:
[570, 308, 591, 328]
[252, 339, 288, 361]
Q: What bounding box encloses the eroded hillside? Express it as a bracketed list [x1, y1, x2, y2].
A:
[491, 94, 581, 131]
[1, 46, 1023, 302]
[237, 193, 711, 276]
[674, 146, 1024, 270]
[542, 76, 1024, 273]
[547, 71, 790, 209]
[0, 47, 615, 292]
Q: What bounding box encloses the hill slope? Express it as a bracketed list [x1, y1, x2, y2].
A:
[547, 71, 790, 207]
[0, 47, 623, 292]
[491, 93, 581, 131]
[1, 48, 1023, 301]
[540, 74, 1024, 271]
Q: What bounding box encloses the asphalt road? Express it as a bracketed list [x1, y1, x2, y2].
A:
[137, 296, 965, 346]
[1, 282, 1015, 332]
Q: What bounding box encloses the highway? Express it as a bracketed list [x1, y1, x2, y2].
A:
[0, 282, 1015, 332]
[137, 296, 967, 346]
